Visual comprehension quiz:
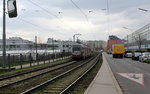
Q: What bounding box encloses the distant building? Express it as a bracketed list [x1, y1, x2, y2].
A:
[107, 35, 124, 51]
[0, 37, 106, 53]
[86, 40, 106, 51]
[125, 23, 150, 51]
[47, 38, 61, 50]
[0, 37, 34, 51]
[109, 35, 121, 40]
[47, 38, 73, 52]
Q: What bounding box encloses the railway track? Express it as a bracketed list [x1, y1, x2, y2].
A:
[0, 56, 95, 94]
[0, 59, 71, 81]
[0, 61, 75, 88]
[21, 54, 100, 94]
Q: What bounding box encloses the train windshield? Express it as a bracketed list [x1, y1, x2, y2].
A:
[72, 45, 81, 51]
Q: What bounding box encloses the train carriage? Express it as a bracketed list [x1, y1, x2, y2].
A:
[72, 43, 92, 60]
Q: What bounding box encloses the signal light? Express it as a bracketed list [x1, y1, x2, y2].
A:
[7, 0, 17, 18]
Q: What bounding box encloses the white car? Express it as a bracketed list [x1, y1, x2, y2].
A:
[124, 52, 132, 58]
[139, 52, 150, 62]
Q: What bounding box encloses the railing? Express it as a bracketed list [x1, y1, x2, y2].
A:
[0, 52, 71, 70]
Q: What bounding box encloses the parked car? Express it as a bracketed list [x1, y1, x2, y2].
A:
[139, 52, 150, 62]
[107, 49, 112, 54]
[132, 52, 142, 60]
[124, 52, 132, 58]
[146, 56, 150, 63]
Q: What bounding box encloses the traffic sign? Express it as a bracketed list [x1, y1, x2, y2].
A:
[117, 73, 144, 85]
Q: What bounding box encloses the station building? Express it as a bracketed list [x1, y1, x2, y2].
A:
[125, 23, 150, 51]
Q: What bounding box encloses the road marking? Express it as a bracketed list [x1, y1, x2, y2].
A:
[117, 73, 144, 85]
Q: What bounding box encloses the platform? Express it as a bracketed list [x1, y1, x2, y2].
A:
[84, 53, 123, 94]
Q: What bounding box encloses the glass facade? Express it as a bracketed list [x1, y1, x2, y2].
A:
[127, 23, 150, 51]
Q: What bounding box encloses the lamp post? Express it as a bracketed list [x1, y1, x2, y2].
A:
[138, 8, 150, 12]
[122, 27, 133, 51]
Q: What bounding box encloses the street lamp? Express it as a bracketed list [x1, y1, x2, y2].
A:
[73, 34, 82, 42]
[122, 27, 133, 31]
[122, 27, 133, 51]
[138, 8, 150, 12]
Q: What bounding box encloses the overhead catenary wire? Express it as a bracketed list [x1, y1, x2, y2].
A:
[26, 0, 74, 31]
[27, 0, 56, 17]
[70, 0, 88, 22]
[0, 11, 51, 39]
[0, 11, 67, 40]
[26, 0, 80, 37]
[1, 11, 50, 33]
[1, 0, 84, 40]
[27, 0, 64, 24]
[17, 17, 48, 32]
[17, 17, 67, 38]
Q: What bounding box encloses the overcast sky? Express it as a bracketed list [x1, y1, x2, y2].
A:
[0, 0, 150, 42]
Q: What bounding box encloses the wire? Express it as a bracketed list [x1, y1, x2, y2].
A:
[70, 0, 88, 22]
[1, 10, 50, 33]
[17, 17, 47, 32]
[27, 0, 63, 23]
[26, 0, 78, 35]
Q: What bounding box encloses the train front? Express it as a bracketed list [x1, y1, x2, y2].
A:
[72, 44, 84, 60]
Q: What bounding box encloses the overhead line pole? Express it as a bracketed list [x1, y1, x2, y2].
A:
[106, 0, 110, 37]
[3, 0, 6, 68]
[35, 36, 37, 61]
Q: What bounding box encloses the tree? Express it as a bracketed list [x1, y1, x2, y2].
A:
[134, 34, 143, 51]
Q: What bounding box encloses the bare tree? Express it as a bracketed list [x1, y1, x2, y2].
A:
[134, 34, 143, 51]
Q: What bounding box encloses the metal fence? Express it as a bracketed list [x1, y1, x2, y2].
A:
[0, 52, 71, 70]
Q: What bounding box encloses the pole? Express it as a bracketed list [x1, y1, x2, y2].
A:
[106, 0, 110, 37]
[3, 0, 6, 68]
[62, 41, 64, 59]
[127, 35, 128, 51]
[73, 35, 75, 42]
[52, 38, 54, 62]
[35, 36, 37, 61]
[77, 37, 78, 42]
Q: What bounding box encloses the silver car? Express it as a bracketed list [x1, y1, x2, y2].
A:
[124, 52, 132, 58]
[139, 52, 150, 62]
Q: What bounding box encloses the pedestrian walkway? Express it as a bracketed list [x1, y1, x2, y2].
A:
[84, 53, 123, 94]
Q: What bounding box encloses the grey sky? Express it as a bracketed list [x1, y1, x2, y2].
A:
[0, 0, 150, 42]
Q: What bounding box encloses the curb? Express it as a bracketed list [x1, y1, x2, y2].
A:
[84, 53, 123, 94]
[103, 53, 123, 94]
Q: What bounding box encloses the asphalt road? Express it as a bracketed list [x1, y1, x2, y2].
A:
[104, 53, 150, 94]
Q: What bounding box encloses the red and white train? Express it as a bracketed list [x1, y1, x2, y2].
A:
[72, 43, 92, 60]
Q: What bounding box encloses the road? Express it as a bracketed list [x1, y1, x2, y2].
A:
[104, 53, 150, 94]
